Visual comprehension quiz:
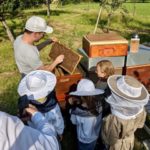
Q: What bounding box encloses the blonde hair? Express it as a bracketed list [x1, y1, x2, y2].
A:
[97, 60, 115, 79]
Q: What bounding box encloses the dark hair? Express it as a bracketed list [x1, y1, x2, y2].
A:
[81, 96, 98, 115]
[24, 29, 34, 34]
[71, 96, 99, 116]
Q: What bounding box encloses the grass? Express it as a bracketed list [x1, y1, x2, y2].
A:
[0, 2, 150, 149]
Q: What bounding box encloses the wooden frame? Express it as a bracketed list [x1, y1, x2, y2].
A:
[49, 42, 82, 74]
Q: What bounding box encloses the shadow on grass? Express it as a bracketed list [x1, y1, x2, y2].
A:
[0, 83, 19, 115]
[0, 92, 17, 115]
[0, 8, 80, 39]
[18, 9, 76, 17]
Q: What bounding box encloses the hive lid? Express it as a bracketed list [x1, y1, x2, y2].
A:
[49, 42, 82, 74]
[84, 32, 128, 45]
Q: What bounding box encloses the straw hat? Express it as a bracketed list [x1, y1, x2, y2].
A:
[18, 70, 56, 100]
[108, 75, 149, 101]
[69, 79, 104, 96]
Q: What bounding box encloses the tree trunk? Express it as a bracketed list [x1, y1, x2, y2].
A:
[106, 9, 113, 33]
[1, 19, 14, 43]
[133, 0, 136, 16]
[93, 6, 103, 34]
[46, 0, 51, 16]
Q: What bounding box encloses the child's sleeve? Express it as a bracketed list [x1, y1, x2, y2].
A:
[70, 114, 77, 125]
[1, 111, 59, 150]
[70, 109, 77, 125]
[101, 115, 121, 145]
[52, 104, 64, 135]
[31, 112, 56, 136]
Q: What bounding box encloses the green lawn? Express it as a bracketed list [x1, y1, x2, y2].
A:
[0, 2, 149, 149]
[1, 2, 150, 113]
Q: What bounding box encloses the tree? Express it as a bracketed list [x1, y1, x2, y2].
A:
[94, 0, 106, 34]
[0, 0, 20, 43]
[94, 0, 128, 33]
[0, 0, 46, 43]
[46, 0, 51, 16]
[106, 0, 127, 32]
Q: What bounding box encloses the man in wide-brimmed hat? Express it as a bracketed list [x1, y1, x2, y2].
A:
[101, 75, 149, 150]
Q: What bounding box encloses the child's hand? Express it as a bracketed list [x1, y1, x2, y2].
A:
[68, 97, 73, 105]
[25, 104, 38, 116]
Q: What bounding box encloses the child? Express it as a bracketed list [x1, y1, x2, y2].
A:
[68, 78, 104, 150]
[0, 109, 59, 150]
[95, 60, 115, 90]
[95, 60, 115, 149]
[101, 75, 149, 150]
[95, 60, 115, 116]
[17, 70, 64, 141]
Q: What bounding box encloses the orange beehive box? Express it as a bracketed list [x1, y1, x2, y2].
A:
[82, 32, 128, 58]
[54, 67, 83, 102]
[126, 64, 150, 92]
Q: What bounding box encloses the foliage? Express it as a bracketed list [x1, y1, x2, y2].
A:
[18, 0, 45, 9]
[61, 0, 81, 5]
[0, 0, 45, 17]
[0, 0, 21, 43]
[0, 0, 19, 17]
[99, 0, 128, 32]
[0, 0, 46, 43]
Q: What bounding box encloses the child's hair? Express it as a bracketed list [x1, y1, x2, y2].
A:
[97, 60, 115, 79]
[71, 96, 98, 116]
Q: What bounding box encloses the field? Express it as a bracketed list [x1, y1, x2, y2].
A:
[0, 2, 150, 149]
